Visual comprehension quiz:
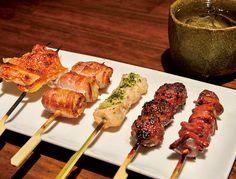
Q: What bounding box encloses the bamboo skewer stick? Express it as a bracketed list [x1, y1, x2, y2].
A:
[11, 110, 61, 167]
[170, 149, 189, 179]
[56, 121, 104, 179]
[0, 92, 27, 136]
[113, 140, 141, 179]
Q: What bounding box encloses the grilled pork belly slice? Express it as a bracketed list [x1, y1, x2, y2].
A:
[71, 61, 113, 89]
[50, 71, 99, 102]
[42, 88, 87, 118]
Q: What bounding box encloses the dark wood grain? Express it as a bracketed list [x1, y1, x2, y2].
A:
[0, 0, 235, 178]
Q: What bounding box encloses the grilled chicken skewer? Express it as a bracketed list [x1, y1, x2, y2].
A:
[169, 90, 224, 179]
[114, 82, 187, 179]
[93, 73, 148, 129]
[11, 61, 113, 167]
[11, 89, 87, 166]
[0, 44, 67, 92]
[56, 72, 148, 179]
[0, 44, 67, 136]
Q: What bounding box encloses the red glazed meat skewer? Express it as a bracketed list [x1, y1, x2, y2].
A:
[114, 82, 187, 179]
[169, 90, 224, 179]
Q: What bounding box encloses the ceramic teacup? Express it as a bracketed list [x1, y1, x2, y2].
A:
[168, 0, 236, 78]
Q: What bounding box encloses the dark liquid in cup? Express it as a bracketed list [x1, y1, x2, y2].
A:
[175, 2, 236, 29]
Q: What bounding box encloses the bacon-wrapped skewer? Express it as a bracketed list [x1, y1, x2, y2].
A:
[114, 82, 187, 179]
[44, 61, 113, 115]
[48, 61, 113, 102]
[56, 72, 148, 179]
[42, 88, 87, 118]
[169, 90, 224, 179]
[42, 61, 113, 117]
[0, 44, 67, 136]
[11, 61, 113, 167]
[49, 72, 99, 102]
[71, 61, 113, 89]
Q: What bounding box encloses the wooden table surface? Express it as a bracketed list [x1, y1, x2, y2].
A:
[0, 0, 235, 178]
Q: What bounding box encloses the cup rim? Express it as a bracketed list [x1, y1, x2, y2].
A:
[170, 0, 236, 31]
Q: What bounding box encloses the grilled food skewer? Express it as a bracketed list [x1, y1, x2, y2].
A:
[169, 90, 224, 179]
[56, 73, 148, 179]
[56, 121, 104, 179]
[114, 83, 187, 179]
[11, 88, 87, 167]
[0, 44, 66, 136]
[0, 44, 67, 93]
[0, 92, 27, 136]
[11, 110, 61, 167]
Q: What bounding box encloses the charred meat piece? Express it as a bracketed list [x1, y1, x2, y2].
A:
[0, 64, 40, 86]
[141, 99, 176, 126]
[0, 44, 67, 92]
[154, 82, 187, 110]
[131, 82, 187, 147]
[131, 115, 164, 147]
[3, 44, 66, 78]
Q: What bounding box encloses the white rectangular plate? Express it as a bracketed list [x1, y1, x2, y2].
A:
[1, 49, 236, 179]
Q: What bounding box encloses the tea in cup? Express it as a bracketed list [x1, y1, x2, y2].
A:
[168, 0, 236, 78]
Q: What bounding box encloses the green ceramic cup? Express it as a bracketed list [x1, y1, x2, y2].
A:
[168, 0, 236, 78]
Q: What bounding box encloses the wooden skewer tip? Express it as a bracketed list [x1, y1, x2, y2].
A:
[10, 110, 61, 167]
[170, 149, 189, 179]
[0, 92, 27, 137]
[113, 141, 141, 179]
[56, 122, 104, 179]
